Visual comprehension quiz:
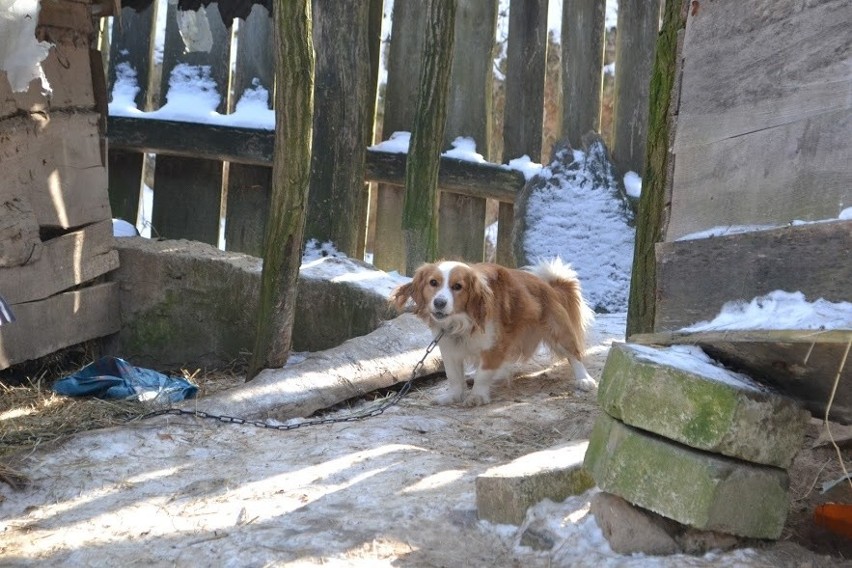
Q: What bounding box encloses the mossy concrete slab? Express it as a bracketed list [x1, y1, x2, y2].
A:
[584, 413, 789, 539]
[109, 238, 404, 368]
[597, 342, 809, 468]
[476, 441, 594, 525]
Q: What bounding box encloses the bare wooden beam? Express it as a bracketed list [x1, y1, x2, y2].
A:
[107, 118, 525, 202]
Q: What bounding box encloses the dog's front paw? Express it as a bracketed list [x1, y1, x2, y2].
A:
[434, 389, 465, 405]
[462, 392, 491, 407]
[576, 375, 598, 392]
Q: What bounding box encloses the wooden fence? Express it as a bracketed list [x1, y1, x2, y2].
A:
[105, 0, 660, 275]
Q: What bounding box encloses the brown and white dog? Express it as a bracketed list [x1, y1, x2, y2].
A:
[391, 259, 595, 406]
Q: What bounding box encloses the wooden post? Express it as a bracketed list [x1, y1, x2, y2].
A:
[151, 2, 231, 246]
[438, 0, 496, 263]
[501, 0, 549, 266]
[561, 0, 607, 148]
[305, 0, 372, 258]
[248, 0, 315, 379]
[612, 0, 662, 176]
[360, 0, 384, 261]
[225, 4, 274, 257]
[626, 0, 688, 338]
[107, 3, 157, 225]
[403, 0, 457, 273]
[373, 1, 430, 273]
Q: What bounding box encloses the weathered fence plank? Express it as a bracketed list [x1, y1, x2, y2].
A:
[107, 3, 156, 225]
[439, 0, 496, 263]
[561, 0, 607, 148]
[151, 2, 231, 245]
[373, 1, 429, 273]
[306, 0, 372, 257]
[225, 4, 274, 256]
[502, 0, 549, 266]
[611, 0, 661, 176]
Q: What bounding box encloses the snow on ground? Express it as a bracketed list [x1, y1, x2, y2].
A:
[2, 312, 802, 567]
[0, 0, 51, 93]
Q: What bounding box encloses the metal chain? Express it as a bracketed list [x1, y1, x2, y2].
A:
[138, 331, 443, 431]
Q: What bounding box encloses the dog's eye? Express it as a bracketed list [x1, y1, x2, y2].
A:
[429, 279, 438, 287]
[451, 283, 463, 291]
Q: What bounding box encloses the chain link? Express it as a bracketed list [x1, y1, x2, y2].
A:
[138, 331, 444, 431]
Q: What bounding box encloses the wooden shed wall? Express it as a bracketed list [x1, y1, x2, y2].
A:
[664, 0, 851, 242]
[0, 0, 119, 369]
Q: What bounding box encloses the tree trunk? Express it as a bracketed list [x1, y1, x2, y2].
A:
[403, 0, 457, 273]
[626, 0, 688, 338]
[305, 0, 371, 257]
[247, 0, 315, 380]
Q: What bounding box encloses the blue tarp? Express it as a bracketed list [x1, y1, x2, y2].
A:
[53, 357, 198, 403]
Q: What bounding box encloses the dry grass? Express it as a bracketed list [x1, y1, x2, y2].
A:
[0, 357, 247, 483]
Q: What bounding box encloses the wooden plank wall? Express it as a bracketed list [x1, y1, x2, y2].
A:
[665, 0, 852, 241]
[654, 221, 852, 331]
[438, 0, 497, 264]
[151, 2, 231, 245]
[0, 0, 119, 370]
[224, 5, 274, 256]
[106, 2, 157, 226]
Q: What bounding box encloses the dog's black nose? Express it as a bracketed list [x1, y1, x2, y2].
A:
[433, 297, 447, 310]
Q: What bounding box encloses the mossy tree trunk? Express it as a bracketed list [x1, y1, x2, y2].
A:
[248, 0, 315, 380]
[403, 0, 457, 273]
[626, 0, 688, 338]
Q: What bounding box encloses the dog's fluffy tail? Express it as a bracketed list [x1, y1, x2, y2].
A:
[530, 257, 595, 334]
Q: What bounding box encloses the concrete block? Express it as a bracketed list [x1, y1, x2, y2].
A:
[584, 413, 789, 539]
[598, 342, 809, 468]
[476, 441, 594, 525]
[109, 238, 403, 368]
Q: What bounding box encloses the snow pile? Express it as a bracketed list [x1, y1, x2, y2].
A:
[109, 62, 274, 129]
[628, 344, 765, 391]
[682, 291, 852, 332]
[301, 239, 409, 298]
[0, 0, 51, 93]
[515, 138, 636, 313]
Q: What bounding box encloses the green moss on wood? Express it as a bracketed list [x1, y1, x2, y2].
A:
[626, 0, 689, 337]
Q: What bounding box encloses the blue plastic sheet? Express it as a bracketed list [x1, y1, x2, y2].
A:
[53, 357, 198, 403]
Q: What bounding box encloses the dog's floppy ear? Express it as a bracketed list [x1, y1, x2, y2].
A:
[389, 264, 431, 313]
[390, 281, 416, 313]
[467, 270, 493, 331]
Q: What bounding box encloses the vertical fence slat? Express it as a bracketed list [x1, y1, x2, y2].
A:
[305, 0, 372, 257]
[361, 0, 384, 261]
[612, 0, 662, 176]
[561, 0, 607, 148]
[500, 0, 549, 266]
[373, 1, 429, 273]
[107, 4, 156, 224]
[152, 2, 231, 245]
[438, 0, 497, 263]
[225, 4, 274, 256]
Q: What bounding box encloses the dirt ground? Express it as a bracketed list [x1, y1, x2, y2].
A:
[0, 314, 849, 567]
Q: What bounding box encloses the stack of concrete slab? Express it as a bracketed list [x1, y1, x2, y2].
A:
[584, 342, 811, 545]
